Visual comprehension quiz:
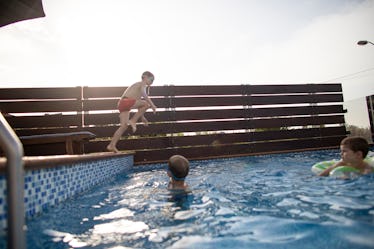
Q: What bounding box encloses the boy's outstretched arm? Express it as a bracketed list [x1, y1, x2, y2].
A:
[142, 87, 157, 113]
[318, 161, 341, 176]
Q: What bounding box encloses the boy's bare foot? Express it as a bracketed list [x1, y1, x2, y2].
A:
[128, 121, 137, 133]
[106, 145, 119, 153]
[141, 116, 149, 126]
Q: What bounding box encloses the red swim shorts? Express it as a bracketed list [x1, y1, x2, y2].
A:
[118, 98, 136, 112]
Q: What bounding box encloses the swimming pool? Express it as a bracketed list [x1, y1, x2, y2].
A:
[2, 149, 374, 248]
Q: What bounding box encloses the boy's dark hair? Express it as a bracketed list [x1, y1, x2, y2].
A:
[168, 155, 189, 179]
[341, 136, 369, 158]
[142, 71, 154, 81]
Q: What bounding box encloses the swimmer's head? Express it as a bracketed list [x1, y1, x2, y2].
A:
[340, 136, 369, 158]
[168, 155, 189, 181]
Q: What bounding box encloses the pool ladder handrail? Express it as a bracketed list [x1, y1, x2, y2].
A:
[0, 113, 26, 249]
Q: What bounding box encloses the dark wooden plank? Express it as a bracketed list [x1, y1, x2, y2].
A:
[153, 84, 343, 96]
[156, 94, 344, 108]
[248, 84, 342, 94]
[249, 136, 342, 154]
[81, 92, 343, 111]
[150, 85, 245, 96]
[82, 84, 342, 99]
[251, 105, 345, 117]
[251, 94, 343, 106]
[83, 109, 248, 126]
[82, 99, 119, 111]
[251, 127, 347, 141]
[6, 114, 82, 128]
[81, 96, 246, 111]
[23, 143, 68, 156]
[0, 87, 81, 100]
[0, 100, 82, 113]
[84, 126, 347, 154]
[83, 105, 346, 126]
[251, 115, 346, 129]
[133, 135, 345, 164]
[83, 86, 126, 99]
[83, 115, 346, 139]
[13, 127, 86, 137]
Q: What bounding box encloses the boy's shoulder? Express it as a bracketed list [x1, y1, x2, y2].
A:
[130, 81, 143, 87]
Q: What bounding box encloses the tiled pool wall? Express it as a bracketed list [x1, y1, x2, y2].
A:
[0, 154, 133, 230]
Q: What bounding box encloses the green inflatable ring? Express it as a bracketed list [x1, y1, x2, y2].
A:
[329, 166, 360, 178]
[364, 156, 374, 168]
[311, 160, 336, 174]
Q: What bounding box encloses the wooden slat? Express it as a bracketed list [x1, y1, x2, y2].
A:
[150, 85, 245, 96]
[252, 105, 345, 117]
[251, 94, 343, 106]
[159, 94, 343, 108]
[83, 105, 345, 126]
[13, 127, 85, 137]
[133, 135, 345, 164]
[82, 84, 342, 99]
[83, 86, 126, 99]
[251, 127, 346, 141]
[81, 96, 246, 111]
[84, 126, 347, 154]
[249, 136, 345, 154]
[81, 91, 343, 111]
[82, 99, 118, 111]
[251, 115, 346, 129]
[0, 100, 82, 113]
[0, 87, 81, 100]
[84, 109, 247, 126]
[83, 115, 346, 139]
[248, 84, 342, 94]
[23, 143, 68, 156]
[6, 114, 82, 128]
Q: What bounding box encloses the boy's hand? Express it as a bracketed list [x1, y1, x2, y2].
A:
[152, 105, 157, 114]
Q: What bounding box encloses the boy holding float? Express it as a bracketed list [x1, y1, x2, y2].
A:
[319, 136, 373, 177]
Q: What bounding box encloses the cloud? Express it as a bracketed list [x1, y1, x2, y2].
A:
[237, 0, 374, 103]
[0, 0, 373, 94]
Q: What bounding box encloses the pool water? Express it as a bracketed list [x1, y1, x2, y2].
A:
[3, 150, 374, 248]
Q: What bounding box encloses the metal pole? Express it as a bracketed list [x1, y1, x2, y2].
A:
[0, 113, 25, 249]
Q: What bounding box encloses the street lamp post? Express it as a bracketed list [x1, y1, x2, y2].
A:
[357, 40, 374, 46]
[358, 39, 374, 142]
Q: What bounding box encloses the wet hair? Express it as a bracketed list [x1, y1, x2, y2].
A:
[341, 136, 369, 158]
[142, 71, 154, 82]
[168, 155, 189, 180]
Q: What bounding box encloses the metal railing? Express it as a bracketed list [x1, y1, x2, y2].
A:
[0, 113, 25, 249]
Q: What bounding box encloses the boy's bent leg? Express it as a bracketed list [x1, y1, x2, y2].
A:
[128, 101, 149, 133]
[141, 115, 148, 126]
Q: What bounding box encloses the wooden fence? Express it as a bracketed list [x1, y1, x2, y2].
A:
[0, 84, 347, 164]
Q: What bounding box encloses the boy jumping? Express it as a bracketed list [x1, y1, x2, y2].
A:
[107, 71, 157, 153]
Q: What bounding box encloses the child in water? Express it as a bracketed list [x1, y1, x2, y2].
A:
[167, 155, 189, 190]
[319, 136, 373, 176]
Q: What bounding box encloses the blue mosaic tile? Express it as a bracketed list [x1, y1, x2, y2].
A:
[0, 154, 133, 230]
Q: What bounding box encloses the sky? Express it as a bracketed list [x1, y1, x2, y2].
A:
[0, 0, 373, 126]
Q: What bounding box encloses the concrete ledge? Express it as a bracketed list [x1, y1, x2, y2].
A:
[0, 151, 135, 173]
